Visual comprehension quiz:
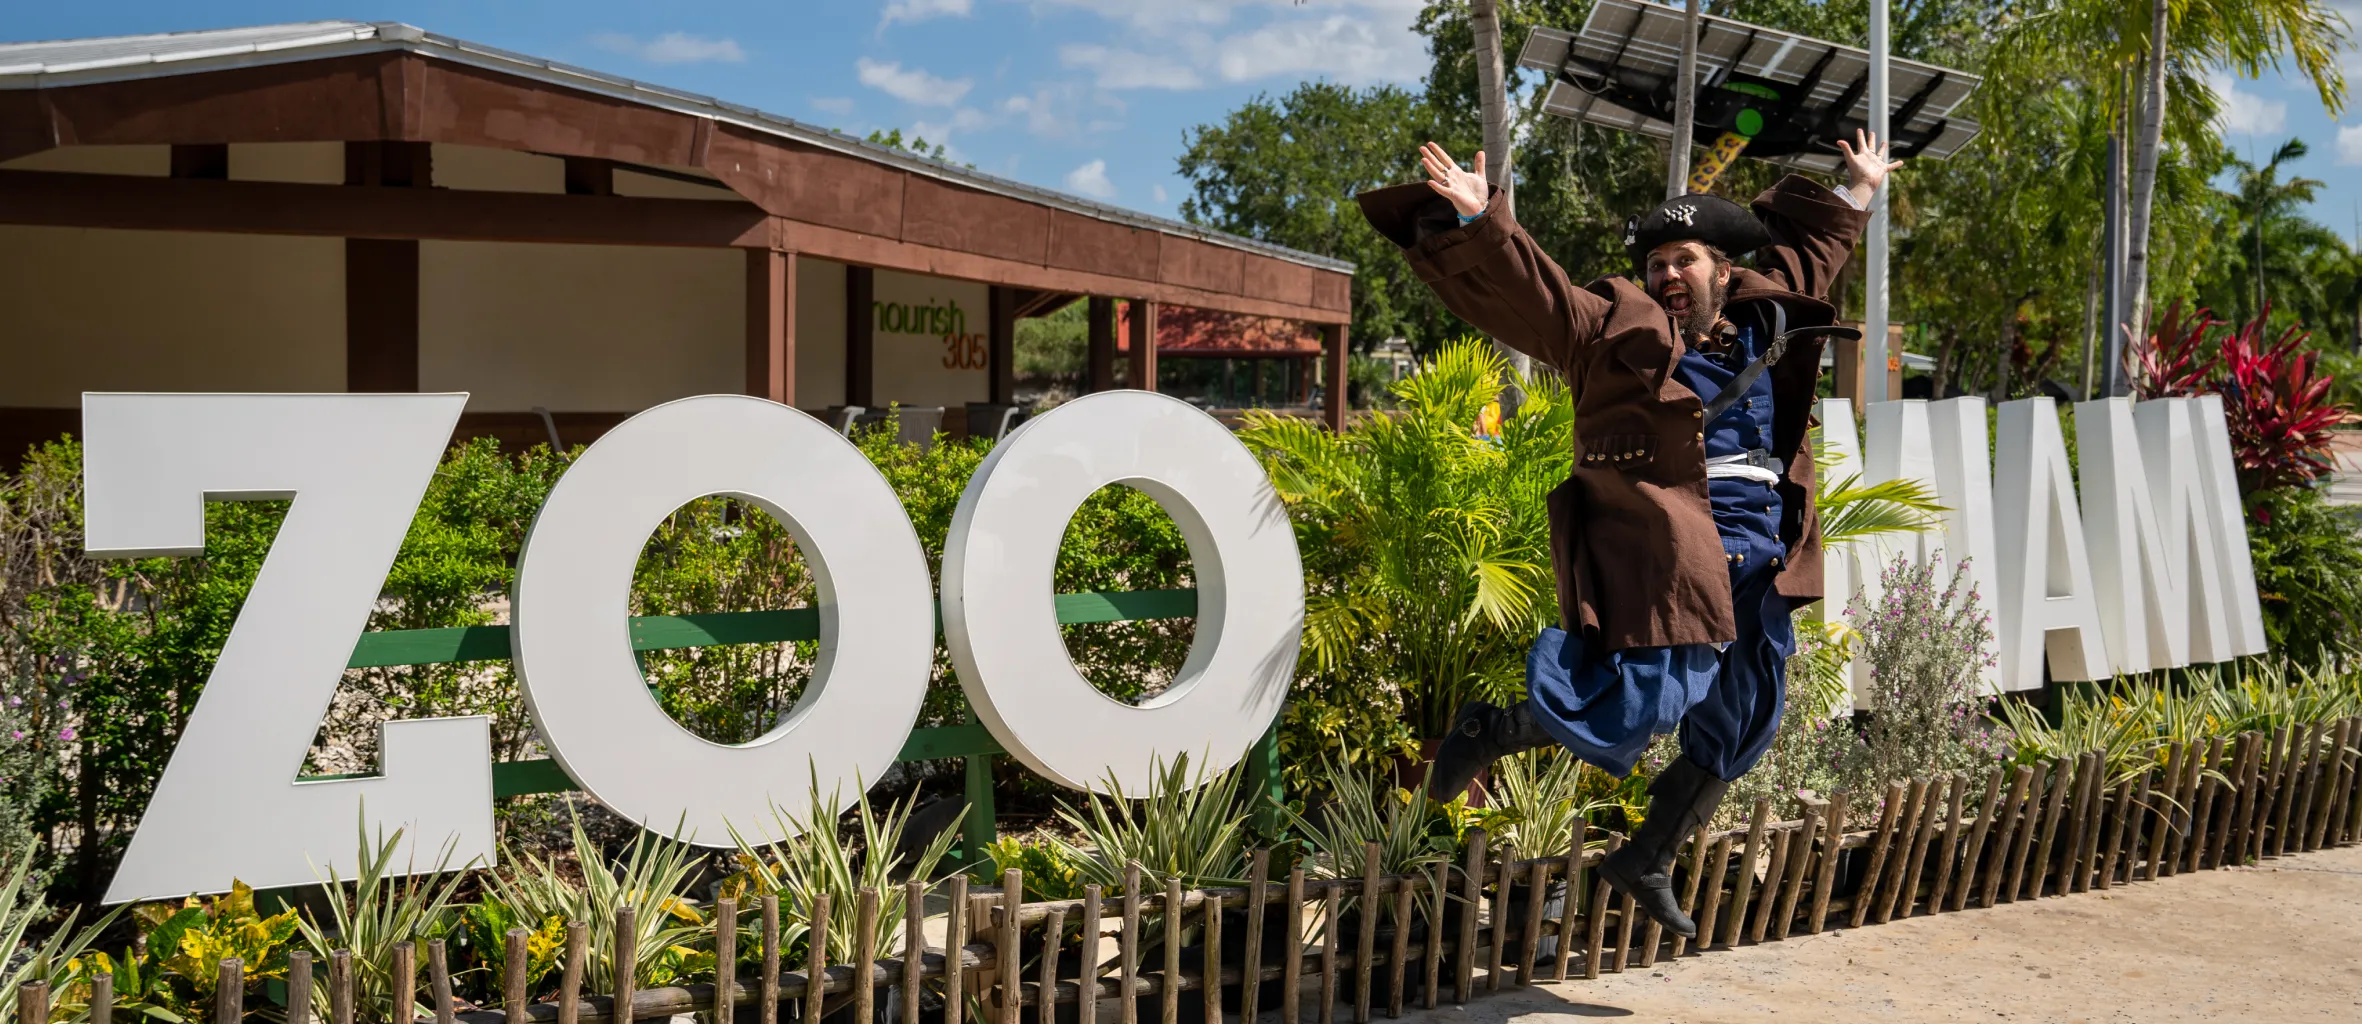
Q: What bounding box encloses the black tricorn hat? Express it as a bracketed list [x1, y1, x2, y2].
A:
[1623, 193, 1774, 263]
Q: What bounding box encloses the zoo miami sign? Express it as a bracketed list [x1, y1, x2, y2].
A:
[81, 392, 1304, 904]
[1816, 394, 2269, 706]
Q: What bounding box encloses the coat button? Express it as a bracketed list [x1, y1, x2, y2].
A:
[1693, 410, 1703, 419]
[1695, 432, 1705, 441]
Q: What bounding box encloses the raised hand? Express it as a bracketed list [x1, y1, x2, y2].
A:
[1835, 128, 1905, 206]
[1420, 141, 1490, 218]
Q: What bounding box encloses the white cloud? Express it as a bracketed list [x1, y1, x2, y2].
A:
[2210, 69, 2288, 136]
[910, 107, 996, 152]
[1152, 183, 1169, 203]
[589, 31, 746, 65]
[1213, 13, 1427, 85]
[810, 96, 856, 115]
[2338, 122, 2362, 166]
[1065, 158, 1118, 199]
[882, 0, 973, 28]
[856, 58, 973, 107]
[1060, 44, 1205, 89]
[1049, 2, 1426, 90]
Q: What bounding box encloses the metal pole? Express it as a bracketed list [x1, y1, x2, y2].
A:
[1668, 0, 1702, 200]
[1865, 0, 1890, 403]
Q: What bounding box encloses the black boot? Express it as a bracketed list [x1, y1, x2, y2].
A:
[1424, 700, 1553, 803]
[1598, 756, 1729, 939]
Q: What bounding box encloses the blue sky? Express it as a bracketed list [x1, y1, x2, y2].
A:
[5, 1, 2357, 241]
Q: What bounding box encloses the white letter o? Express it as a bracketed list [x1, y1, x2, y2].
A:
[511, 396, 935, 844]
[941, 391, 1303, 791]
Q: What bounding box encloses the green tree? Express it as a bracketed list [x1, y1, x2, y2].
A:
[1176, 81, 1464, 353]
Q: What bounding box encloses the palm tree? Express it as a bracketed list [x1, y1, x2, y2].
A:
[2000, 0, 2351, 346]
[1239, 340, 1570, 739]
[2197, 138, 2331, 325]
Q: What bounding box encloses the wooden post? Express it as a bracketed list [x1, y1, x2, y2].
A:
[1927, 772, 1970, 914]
[996, 874, 1019, 1024]
[286, 951, 311, 1024]
[427, 939, 453, 1024]
[1123, 300, 1159, 391]
[945, 877, 969, 1024]
[1076, 883, 1101, 1024]
[2143, 744, 2183, 881]
[1554, 823, 1586, 979]
[902, 884, 924, 1024]
[1998, 763, 2046, 901]
[1668, 827, 1710, 955]
[745, 250, 797, 405]
[1750, 828, 1791, 943]
[1831, 329, 1867, 408]
[1851, 781, 1908, 928]
[566, 920, 591, 1024]
[384, 945, 408, 1024]
[1726, 798, 1771, 944]
[803, 895, 830, 1024]
[1485, 858, 1510, 988]
[988, 286, 1017, 406]
[1282, 868, 1304, 1024]
[2262, 725, 2296, 860]
[1240, 852, 1267, 1021]
[614, 907, 639, 1024]
[330, 951, 354, 1024]
[1986, 766, 2035, 907]
[1321, 323, 1349, 432]
[713, 899, 739, 1023]
[1950, 770, 2003, 911]
[1774, 801, 1821, 937]
[342, 142, 425, 395]
[1692, 836, 1735, 950]
[1358, 844, 1382, 1017]
[1807, 790, 1850, 933]
[1204, 891, 1224, 1021]
[503, 929, 530, 1022]
[16, 980, 46, 1024]
[2097, 778, 2133, 890]
[2189, 737, 2227, 869]
[1387, 880, 1413, 1018]
[846, 266, 876, 407]
[1894, 779, 1945, 921]
[1518, 858, 1548, 985]
[1167, 877, 1188, 1024]
[2055, 755, 2093, 892]
[1872, 779, 1927, 924]
[1583, 835, 1619, 976]
[1039, 906, 1066, 1022]
[215, 959, 242, 1024]
[1087, 297, 1118, 393]
[2028, 757, 2074, 897]
[1453, 831, 1484, 1001]
[1318, 883, 1339, 1024]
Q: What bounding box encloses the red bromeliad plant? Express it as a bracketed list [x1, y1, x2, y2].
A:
[2126, 302, 2356, 496]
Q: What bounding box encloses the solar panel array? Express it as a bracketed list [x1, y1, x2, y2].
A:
[1516, 0, 1982, 173]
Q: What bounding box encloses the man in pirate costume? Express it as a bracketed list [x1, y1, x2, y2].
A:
[1354, 130, 1900, 939]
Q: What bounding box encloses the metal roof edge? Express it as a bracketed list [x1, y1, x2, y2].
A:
[0, 20, 1356, 278]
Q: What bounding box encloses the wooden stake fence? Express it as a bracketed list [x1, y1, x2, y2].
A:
[24, 728, 2362, 1024]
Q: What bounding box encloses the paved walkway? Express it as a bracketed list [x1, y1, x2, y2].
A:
[2329, 431, 2362, 505]
[1394, 844, 2362, 1023]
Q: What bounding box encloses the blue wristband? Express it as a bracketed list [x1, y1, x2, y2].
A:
[1457, 206, 1487, 225]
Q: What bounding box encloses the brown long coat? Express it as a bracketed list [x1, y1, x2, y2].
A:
[1356, 175, 1869, 652]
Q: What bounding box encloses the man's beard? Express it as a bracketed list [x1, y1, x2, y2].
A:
[1652, 278, 1726, 338]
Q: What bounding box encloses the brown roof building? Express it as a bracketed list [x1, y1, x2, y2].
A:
[0, 21, 1356, 458]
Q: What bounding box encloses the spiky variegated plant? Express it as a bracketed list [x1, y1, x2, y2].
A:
[293, 817, 477, 1023]
[732, 776, 962, 964]
[0, 840, 121, 1024]
[1051, 753, 1251, 890]
[1480, 747, 1615, 862]
[1292, 757, 1456, 879]
[1240, 339, 1571, 741]
[483, 812, 706, 992]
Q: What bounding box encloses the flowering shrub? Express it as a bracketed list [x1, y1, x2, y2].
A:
[1840, 555, 2005, 800]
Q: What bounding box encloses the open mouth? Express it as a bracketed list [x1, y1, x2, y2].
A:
[1662, 287, 1693, 315]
